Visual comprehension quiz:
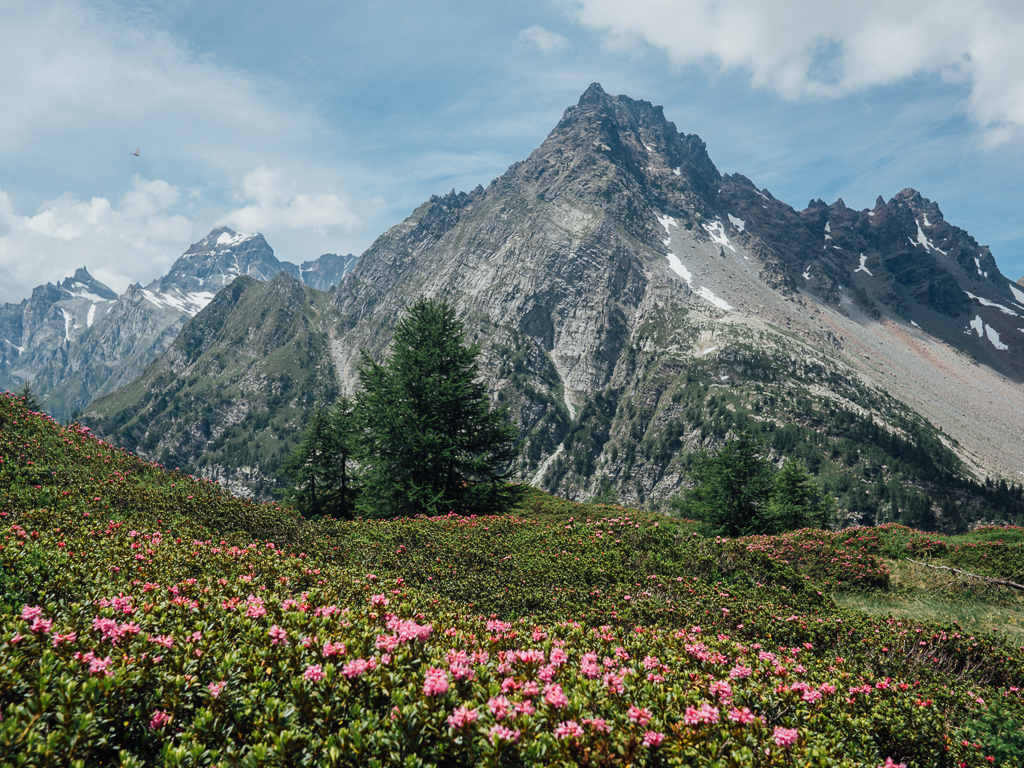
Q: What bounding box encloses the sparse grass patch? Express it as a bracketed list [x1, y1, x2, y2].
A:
[835, 557, 1024, 646]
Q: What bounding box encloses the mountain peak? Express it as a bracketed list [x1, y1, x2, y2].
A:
[57, 267, 118, 301]
[578, 82, 607, 104]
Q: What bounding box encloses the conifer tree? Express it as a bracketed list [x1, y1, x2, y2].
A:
[15, 382, 42, 413]
[281, 396, 359, 519]
[355, 297, 519, 517]
[670, 429, 774, 536]
[766, 457, 821, 533]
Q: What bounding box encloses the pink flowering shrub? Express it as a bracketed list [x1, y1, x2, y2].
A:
[0, 395, 1021, 766]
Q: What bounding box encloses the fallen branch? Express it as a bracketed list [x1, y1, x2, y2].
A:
[905, 558, 1024, 592]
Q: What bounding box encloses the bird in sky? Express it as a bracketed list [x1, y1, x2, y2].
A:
[131, 148, 140, 156]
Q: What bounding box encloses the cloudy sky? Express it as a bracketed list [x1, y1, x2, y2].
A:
[3, 0, 1024, 303]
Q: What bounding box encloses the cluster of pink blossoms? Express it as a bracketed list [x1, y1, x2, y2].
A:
[422, 667, 449, 696]
[446, 706, 478, 729]
[92, 616, 140, 645]
[21, 605, 52, 634]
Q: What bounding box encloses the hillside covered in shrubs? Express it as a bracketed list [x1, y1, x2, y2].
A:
[1, 392, 1023, 766]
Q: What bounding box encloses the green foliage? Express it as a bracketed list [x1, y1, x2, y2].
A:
[280, 397, 360, 519]
[12, 383, 42, 414]
[3, 392, 1024, 766]
[670, 430, 775, 536]
[767, 458, 832, 533]
[355, 297, 521, 518]
[671, 433, 835, 536]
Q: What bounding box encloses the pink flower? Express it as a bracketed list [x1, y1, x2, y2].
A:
[543, 683, 569, 709]
[729, 664, 753, 679]
[370, 594, 389, 607]
[304, 664, 325, 682]
[642, 731, 665, 748]
[628, 705, 652, 727]
[88, 654, 114, 677]
[727, 706, 757, 724]
[30, 617, 53, 634]
[245, 596, 266, 619]
[602, 671, 625, 694]
[710, 680, 733, 701]
[773, 727, 799, 747]
[582, 717, 612, 734]
[268, 625, 289, 646]
[322, 640, 346, 658]
[207, 681, 227, 698]
[488, 695, 512, 720]
[447, 706, 478, 729]
[549, 647, 568, 667]
[683, 702, 719, 725]
[879, 759, 907, 768]
[554, 720, 584, 740]
[149, 709, 172, 730]
[514, 700, 536, 716]
[488, 725, 521, 744]
[342, 658, 371, 678]
[517, 649, 545, 665]
[422, 667, 449, 696]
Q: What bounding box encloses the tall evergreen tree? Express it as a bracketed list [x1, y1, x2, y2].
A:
[281, 396, 359, 519]
[670, 429, 774, 536]
[355, 297, 519, 517]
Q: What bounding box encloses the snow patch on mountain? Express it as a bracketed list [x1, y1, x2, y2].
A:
[986, 325, 1009, 351]
[666, 254, 692, 283]
[141, 289, 218, 317]
[697, 287, 733, 311]
[965, 291, 1018, 316]
[216, 231, 253, 248]
[727, 214, 745, 233]
[703, 220, 735, 252]
[915, 223, 947, 255]
[854, 254, 873, 276]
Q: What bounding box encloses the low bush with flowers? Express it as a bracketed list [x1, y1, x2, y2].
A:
[1, 392, 1023, 766]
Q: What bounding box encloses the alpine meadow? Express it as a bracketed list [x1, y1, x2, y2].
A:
[2, 82, 1024, 767]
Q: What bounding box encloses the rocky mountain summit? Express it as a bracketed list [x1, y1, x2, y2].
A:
[80, 85, 1023, 523]
[326, 83, 1024, 511]
[0, 229, 356, 421]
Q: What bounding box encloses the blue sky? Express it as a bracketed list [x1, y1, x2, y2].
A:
[2, 0, 1024, 303]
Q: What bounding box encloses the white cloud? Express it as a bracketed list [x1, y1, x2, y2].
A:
[0, 177, 194, 303]
[219, 167, 360, 234]
[571, 0, 1024, 142]
[518, 25, 573, 55]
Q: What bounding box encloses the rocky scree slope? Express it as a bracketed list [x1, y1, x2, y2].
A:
[0, 229, 355, 422]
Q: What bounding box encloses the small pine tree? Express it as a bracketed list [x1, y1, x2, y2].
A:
[281, 396, 359, 519]
[355, 297, 520, 517]
[670, 429, 774, 536]
[766, 457, 821, 533]
[15, 382, 42, 413]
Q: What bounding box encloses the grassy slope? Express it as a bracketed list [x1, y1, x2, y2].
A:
[1, 393, 1023, 766]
